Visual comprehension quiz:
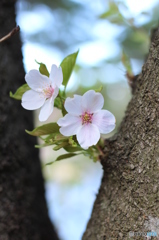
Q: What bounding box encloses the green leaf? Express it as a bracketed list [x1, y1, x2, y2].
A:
[59, 89, 65, 98]
[46, 153, 78, 165]
[53, 142, 69, 151]
[121, 51, 133, 75]
[60, 50, 79, 88]
[64, 146, 82, 153]
[62, 104, 67, 116]
[35, 143, 54, 148]
[44, 133, 58, 142]
[99, 2, 126, 26]
[99, 2, 119, 19]
[26, 123, 59, 136]
[43, 133, 68, 146]
[54, 97, 62, 109]
[108, 14, 125, 25]
[10, 84, 30, 100]
[68, 137, 78, 147]
[54, 133, 69, 141]
[35, 60, 49, 77]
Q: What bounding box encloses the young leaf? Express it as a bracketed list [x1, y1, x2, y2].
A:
[60, 50, 79, 88]
[35, 60, 49, 77]
[46, 153, 78, 165]
[44, 133, 57, 141]
[68, 137, 78, 147]
[43, 133, 69, 146]
[10, 84, 30, 100]
[26, 123, 59, 136]
[64, 146, 82, 153]
[35, 142, 54, 148]
[53, 142, 69, 151]
[54, 133, 69, 141]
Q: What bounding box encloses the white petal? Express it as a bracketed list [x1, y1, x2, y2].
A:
[50, 65, 63, 88]
[25, 70, 51, 92]
[65, 95, 83, 116]
[81, 90, 104, 113]
[77, 124, 100, 149]
[93, 110, 116, 134]
[21, 90, 45, 110]
[52, 86, 59, 99]
[58, 114, 81, 136]
[39, 98, 54, 122]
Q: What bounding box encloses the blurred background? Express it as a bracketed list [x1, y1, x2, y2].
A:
[15, 0, 159, 239]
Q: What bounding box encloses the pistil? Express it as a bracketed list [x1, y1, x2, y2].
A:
[81, 112, 93, 125]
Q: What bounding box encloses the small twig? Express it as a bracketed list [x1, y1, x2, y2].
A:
[0, 26, 20, 43]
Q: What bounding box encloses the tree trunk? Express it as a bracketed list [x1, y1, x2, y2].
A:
[83, 30, 159, 239]
[0, 1, 59, 239]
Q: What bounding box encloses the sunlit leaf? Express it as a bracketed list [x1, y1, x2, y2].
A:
[35, 60, 49, 77]
[10, 84, 30, 100]
[26, 123, 59, 136]
[60, 50, 79, 88]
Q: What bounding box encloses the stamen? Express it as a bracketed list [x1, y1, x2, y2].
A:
[81, 112, 93, 125]
[43, 85, 54, 98]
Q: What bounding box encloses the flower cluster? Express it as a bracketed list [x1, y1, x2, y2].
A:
[11, 52, 116, 162]
[58, 90, 115, 149]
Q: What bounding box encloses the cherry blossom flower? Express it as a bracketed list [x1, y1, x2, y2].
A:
[57, 90, 115, 149]
[22, 64, 63, 121]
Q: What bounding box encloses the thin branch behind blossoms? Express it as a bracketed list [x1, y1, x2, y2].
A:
[0, 26, 20, 43]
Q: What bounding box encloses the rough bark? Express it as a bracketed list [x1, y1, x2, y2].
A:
[83, 29, 159, 239]
[0, 1, 59, 240]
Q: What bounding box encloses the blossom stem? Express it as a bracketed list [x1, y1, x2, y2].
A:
[96, 144, 104, 156]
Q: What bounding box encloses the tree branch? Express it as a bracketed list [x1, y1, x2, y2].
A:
[0, 2, 59, 239]
[83, 28, 159, 239]
[0, 25, 20, 43]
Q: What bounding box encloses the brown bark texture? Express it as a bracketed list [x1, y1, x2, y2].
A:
[83, 30, 159, 239]
[0, 1, 59, 240]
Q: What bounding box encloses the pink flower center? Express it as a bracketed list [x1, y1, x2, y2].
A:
[81, 112, 93, 125]
[43, 85, 54, 99]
